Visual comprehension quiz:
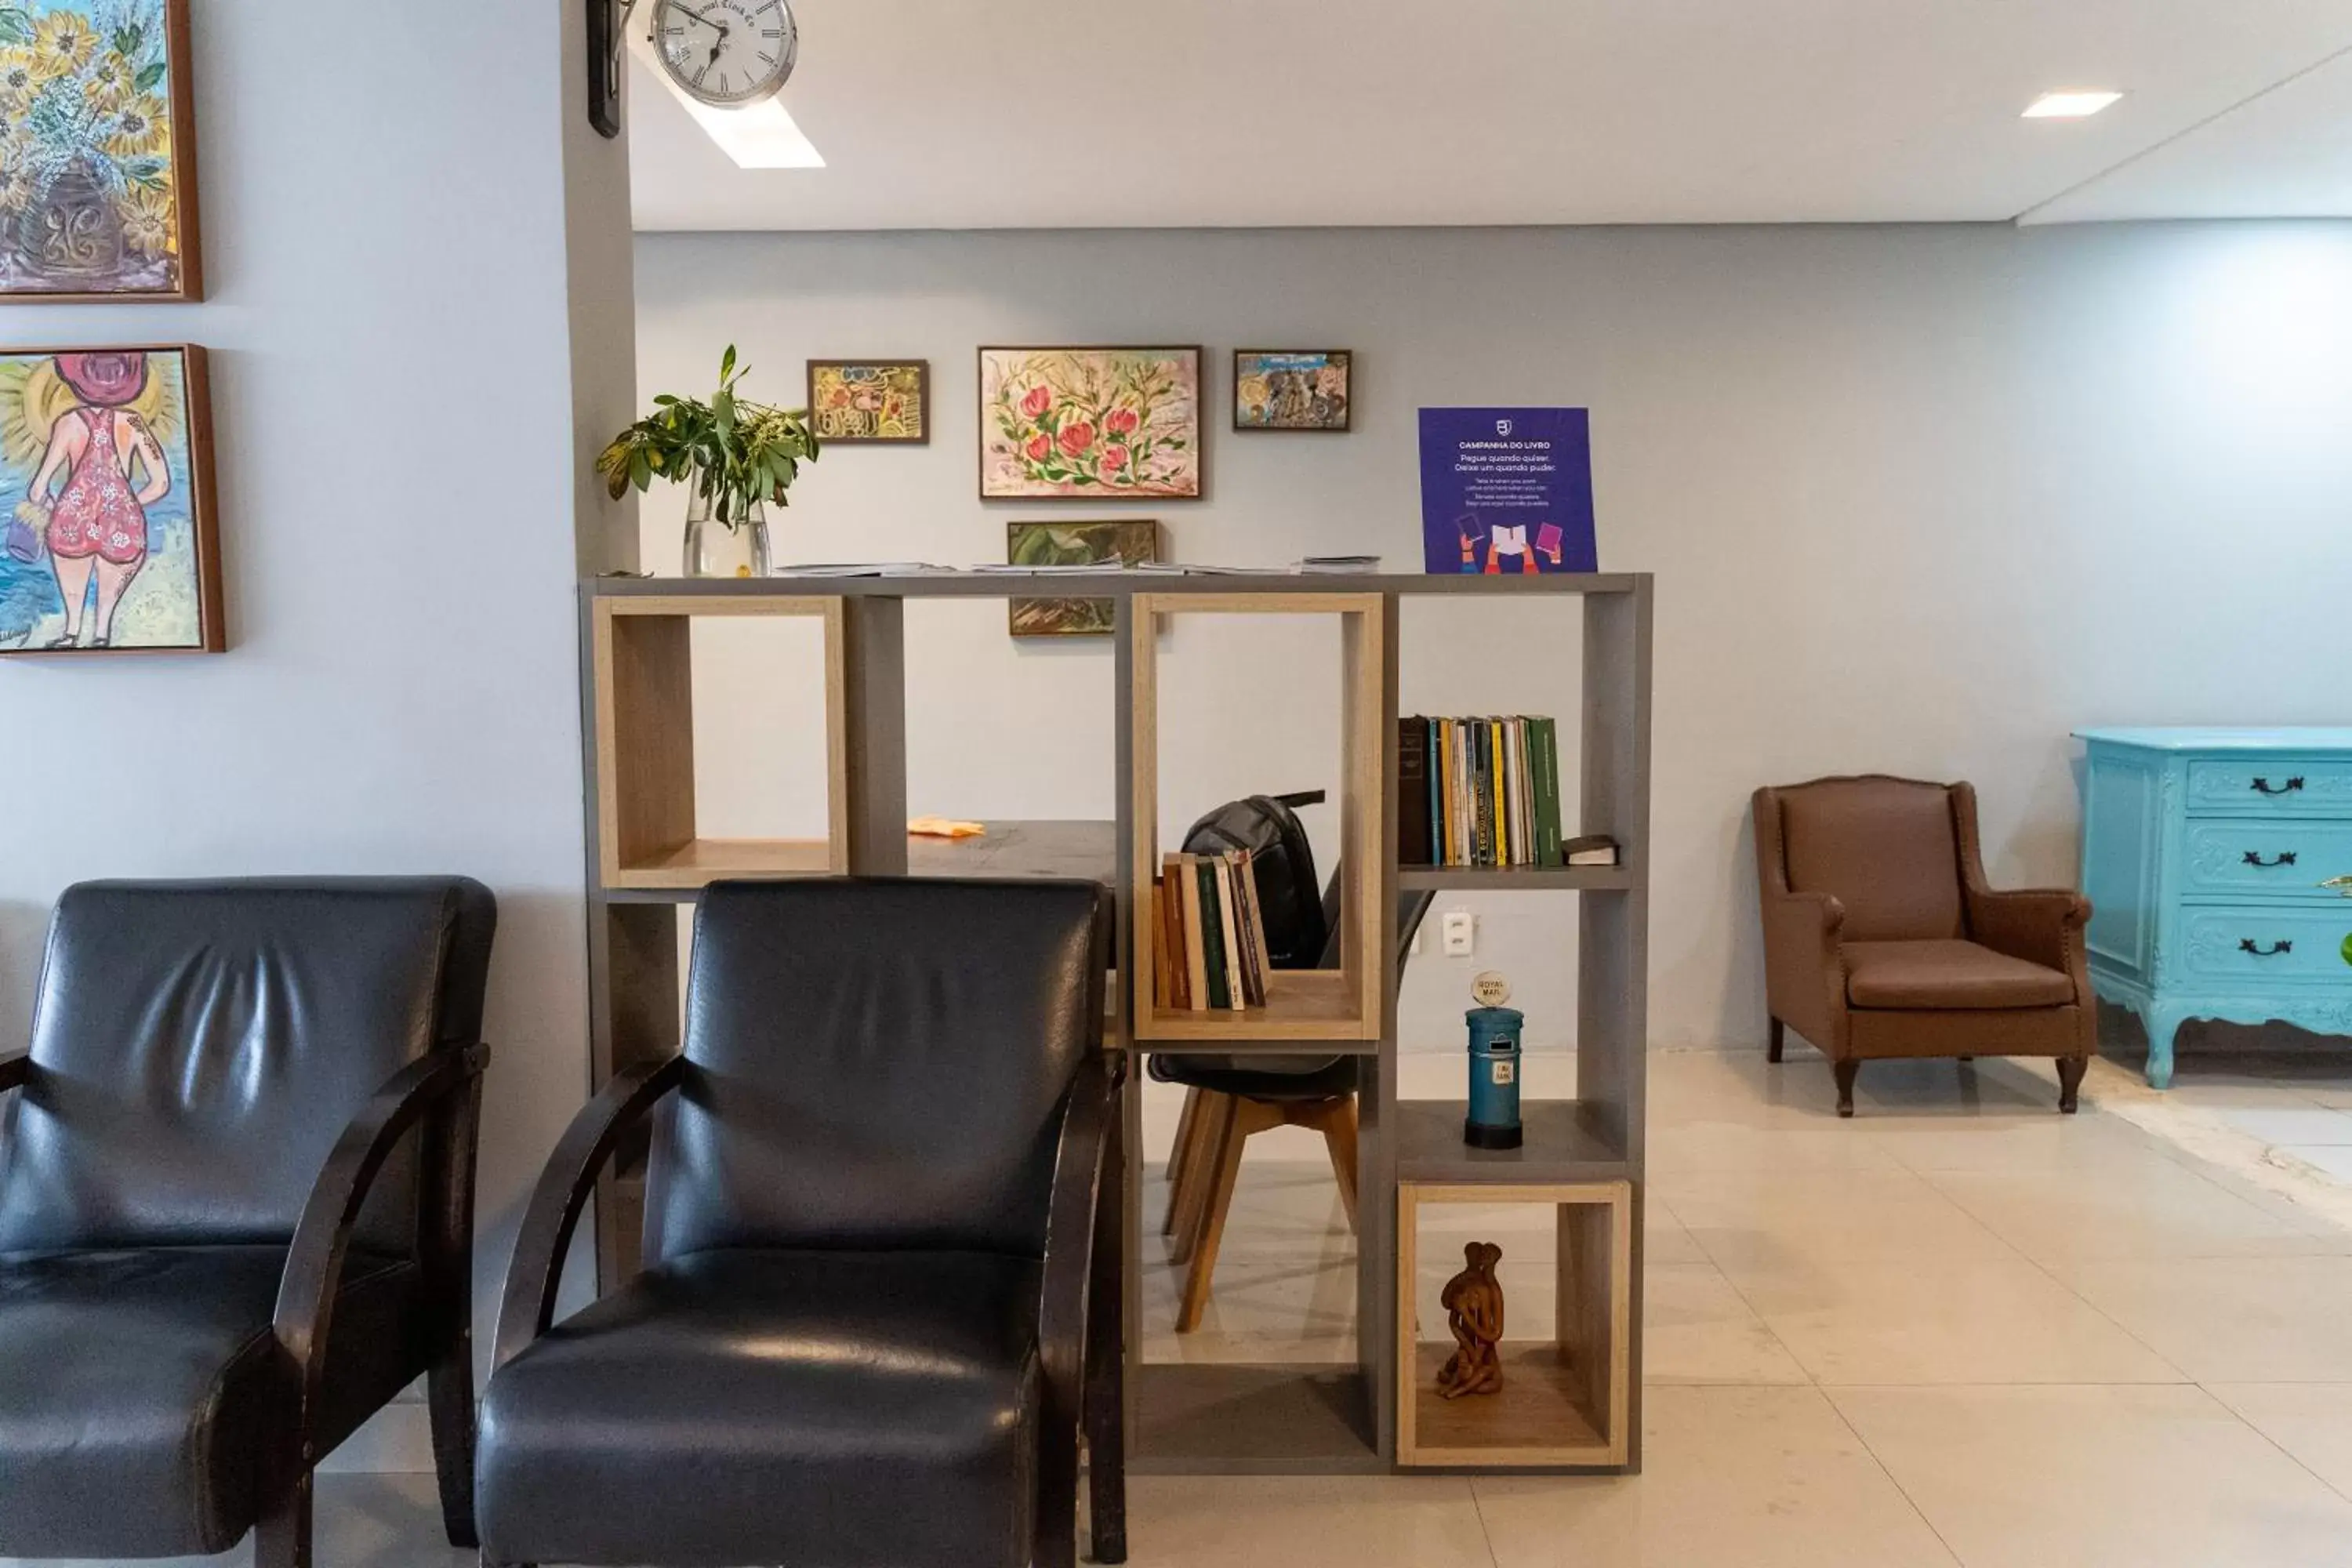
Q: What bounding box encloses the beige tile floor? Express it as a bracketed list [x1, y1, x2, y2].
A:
[20, 1046, 2352, 1568]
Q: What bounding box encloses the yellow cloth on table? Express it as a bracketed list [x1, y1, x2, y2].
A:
[908, 816, 986, 839]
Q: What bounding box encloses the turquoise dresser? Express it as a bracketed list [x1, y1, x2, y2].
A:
[2075, 728, 2352, 1087]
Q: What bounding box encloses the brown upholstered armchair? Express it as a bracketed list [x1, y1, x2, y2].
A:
[1753, 775, 2094, 1117]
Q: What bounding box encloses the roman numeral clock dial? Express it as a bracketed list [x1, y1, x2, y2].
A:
[654, 0, 798, 109]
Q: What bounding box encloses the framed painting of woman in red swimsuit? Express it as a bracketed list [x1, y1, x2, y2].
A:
[0, 344, 222, 653]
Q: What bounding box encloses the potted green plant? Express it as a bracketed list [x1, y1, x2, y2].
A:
[599, 346, 819, 577]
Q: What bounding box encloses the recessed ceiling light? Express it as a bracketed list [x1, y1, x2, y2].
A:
[2023, 90, 2124, 120]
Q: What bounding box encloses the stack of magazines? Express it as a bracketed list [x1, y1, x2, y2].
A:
[1152, 851, 1273, 1011]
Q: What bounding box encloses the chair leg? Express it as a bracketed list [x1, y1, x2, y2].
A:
[1034, 1411, 1079, 1568]
[1834, 1058, 1859, 1118]
[1766, 1017, 1784, 1063]
[1086, 1107, 1128, 1565]
[428, 1338, 480, 1548]
[1304, 1098, 1360, 1233]
[254, 1470, 313, 1568]
[1169, 1092, 1235, 1267]
[2057, 1054, 2088, 1115]
[1160, 1086, 1203, 1237]
[1176, 1099, 1271, 1333]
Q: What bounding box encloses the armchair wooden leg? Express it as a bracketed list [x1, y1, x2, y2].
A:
[1767, 1017, 1784, 1063]
[1034, 1412, 1079, 1568]
[2056, 1054, 2088, 1115]
[428, 1339, 480, 1548]
[254, 1470, 313, 1568]
[1833, 1058, 1859, 1118]
[1086, 1110, 1127, 1565]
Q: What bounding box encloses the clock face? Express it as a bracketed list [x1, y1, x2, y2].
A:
[655, 0, 798, 108]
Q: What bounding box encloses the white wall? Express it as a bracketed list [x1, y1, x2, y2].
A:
[0, 1, 632, 1465]
[636, 223, 2352, 1054]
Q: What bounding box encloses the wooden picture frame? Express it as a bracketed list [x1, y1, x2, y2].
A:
[1234, 349, 1351, 432]
[978, 345, 1203, 500]
[0, 0, 204, 303]
[0, 343, 223, 654]
[806, 359, 931, 445]
[1006, 519, 1161, 637]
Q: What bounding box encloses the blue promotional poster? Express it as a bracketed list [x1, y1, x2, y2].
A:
[1417, 408, 1596, 575]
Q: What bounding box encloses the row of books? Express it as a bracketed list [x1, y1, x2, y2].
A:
[1152, 851, 1273, 1011]
[1398, 714, 1611, 869]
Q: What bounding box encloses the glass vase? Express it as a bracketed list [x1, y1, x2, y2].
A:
[681, 487, 771, 579]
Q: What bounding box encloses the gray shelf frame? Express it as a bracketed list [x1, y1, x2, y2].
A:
[575, 570, 1653, 1475]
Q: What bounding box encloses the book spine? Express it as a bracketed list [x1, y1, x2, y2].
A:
[1513, 717, 1534, 866]
[1540, 717, 1564, 866]
[1178, 853, 1208, 1011]
[1503, 717, 1521, 866]
[1239, 848, 1273, 1000]
[1476, 720, 1495, 866]
[1436, 719, 1450, 866]
[1491, 718, 1508, 866]
[1529, 717, 1557, 865]
[1397, 716, 1432, 866]
[1197, 857, 1230, 1010]
[1214, 854, 1247, 1010]
[1425, 718, 1443, 868]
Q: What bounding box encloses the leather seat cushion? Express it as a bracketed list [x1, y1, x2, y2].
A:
[0, 1244, 423, 1558]
[1845, 939, 2074, 1011]
[478, 1247, 1044, 1568]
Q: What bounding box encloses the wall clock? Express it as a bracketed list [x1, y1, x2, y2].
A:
[652, 0, 799, 108]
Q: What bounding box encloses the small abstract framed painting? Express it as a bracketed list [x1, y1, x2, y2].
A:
[1235, 349, 1350, 432]
[807, 360, 929, 445]
[1007, 519, 1160, 637]
[979, 346, 1201, 499]
[0, 0, 203, 302]
[0, 344, 223, 654]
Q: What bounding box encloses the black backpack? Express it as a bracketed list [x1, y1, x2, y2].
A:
[1180, 790, 1332, 971]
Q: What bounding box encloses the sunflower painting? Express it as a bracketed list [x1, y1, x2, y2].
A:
[0, 346, 223, 653]
[979, 347, 1201, 499]
[0, 0, 200, 301]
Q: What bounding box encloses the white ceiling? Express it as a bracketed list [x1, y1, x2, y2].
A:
[626, 1, 2352, 230]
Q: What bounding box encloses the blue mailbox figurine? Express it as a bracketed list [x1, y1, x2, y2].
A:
[1465, 972, 1524, 1149]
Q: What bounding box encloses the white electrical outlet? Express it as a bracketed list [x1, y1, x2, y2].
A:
[1441, 910, 1475, 956]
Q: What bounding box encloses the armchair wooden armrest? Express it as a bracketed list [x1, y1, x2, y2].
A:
[267, 1043, 490, 1559]
[492, 1054, 688, 1372]
[1034, 1049, 1127, 1566]
[0, 1051, 27, 1094]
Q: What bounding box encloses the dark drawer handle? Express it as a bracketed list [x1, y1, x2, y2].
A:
[2239, 938, 2294, 957]
[2250, 776, 2307, 796]
[2243, 851, 2300, 869]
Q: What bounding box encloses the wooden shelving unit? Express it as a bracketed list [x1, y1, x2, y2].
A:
[577, 569, 1653, 1475]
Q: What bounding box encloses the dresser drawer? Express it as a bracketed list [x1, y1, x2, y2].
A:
[2186, 760, 2352, 816]
[2184, 820, 2352, 898]
[2181, 907, 2352, 983]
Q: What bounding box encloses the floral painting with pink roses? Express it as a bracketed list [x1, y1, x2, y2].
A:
[978, 346, 1201, 499]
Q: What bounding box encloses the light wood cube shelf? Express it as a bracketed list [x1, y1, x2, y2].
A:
[591, 594, 905, 890]
[1396, 1180, 1633, 1469]
[1127, 592, 1388, 1044]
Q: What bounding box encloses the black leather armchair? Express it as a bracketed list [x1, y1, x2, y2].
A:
[0, 877, 495, 1568]
[478, 877, 1126, 1568]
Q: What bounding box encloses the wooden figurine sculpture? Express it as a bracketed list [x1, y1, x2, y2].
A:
[1436, 1242, 1505, 1399]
